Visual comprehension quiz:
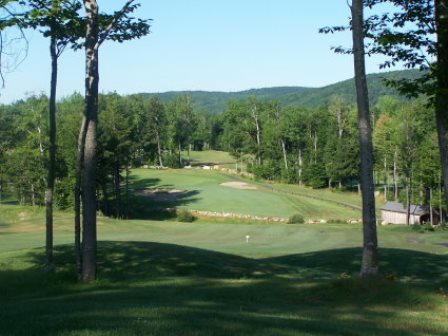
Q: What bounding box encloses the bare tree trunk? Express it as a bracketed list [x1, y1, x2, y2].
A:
[393, 149, 398, 201]
[435, 0, 448, 214]
[281, 139, 288, 170]
[125, 163, 130, 218]
[351, 0, 378, 277]
[80, 0, 99, 282]
[298, 148, 303, 185]
[383, 157, 388, 200]
[178, 142, 182, 167]
[156, 129, 163, 167]
[101, 182, 110, 216]
[251, 103, 262, 165]
[114, 158, 121, 218]
[430, 187, 434, 226]
[440, 175, 444, 225]
[31, 183, 36, 206]
[45, 36, 58, 270]
[406, 183, 411, 225]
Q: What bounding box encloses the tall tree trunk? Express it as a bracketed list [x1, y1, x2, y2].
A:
[440, 174, 444, 224]
[81, 0, 99, 282]
[125, 162, 130, 219]
[45, 36, 58, 270]
[406, 183, 411, 225]
[430, 187, 434, 226]
[178, 142, 182, 167]
[383, 157, 388, 200]
[31, 183, 36, 206]
[435, 0, 448, 214]
[156, 129, 163, 167]
[251, 103, 262, 165]
[298, 148, 303, 185]
[114, 158, 121, 218]
[393, 149, 398, 201]
[351, 0, 378, 277]
[75, 116, 87, 280]
[101, 182, 110, 216]
[281, 139, 288, 170]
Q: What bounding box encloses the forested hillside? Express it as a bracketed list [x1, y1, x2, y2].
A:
[145, 69, 423, 113]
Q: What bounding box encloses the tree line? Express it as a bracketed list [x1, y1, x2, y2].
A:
[1, 0, 447, 280]
[0, 92, 441, 211]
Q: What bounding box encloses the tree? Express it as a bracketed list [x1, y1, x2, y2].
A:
[0, 0, 28, 86]
[434, 0, 448, 215]
[76, 0, 150, 282]
[144, 96, 166, 167]
[351, 0, 378, 276]
[361, 0, 448, 214]
[23, 0, 83, 270]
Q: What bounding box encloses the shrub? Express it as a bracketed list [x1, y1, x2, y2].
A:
[163, 153, 182, 168]
[177, 209, 195, 222]
[327, 219, 344, 224]
[287, 213, 305, 224]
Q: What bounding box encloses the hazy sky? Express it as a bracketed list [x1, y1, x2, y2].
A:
[0, 0, 397, 103]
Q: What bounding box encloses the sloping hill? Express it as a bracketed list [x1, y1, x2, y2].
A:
[143, 69, 423, 113]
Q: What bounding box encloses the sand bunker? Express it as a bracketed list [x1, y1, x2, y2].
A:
[220, 181, 257, 190]
[138, 188, 186, 202]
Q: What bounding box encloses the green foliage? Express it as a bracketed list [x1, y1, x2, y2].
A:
[287, 213, 305, 224]
[163, 153, 182, 168]
[303, 162, 327, 189]
[176, 209, 195, 222]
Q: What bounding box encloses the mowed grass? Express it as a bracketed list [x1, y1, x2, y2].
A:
[181, 150, 236, 166]
[2, 205, 448, 335]
[130, 168, 361, 220]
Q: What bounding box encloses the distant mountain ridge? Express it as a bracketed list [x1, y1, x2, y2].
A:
[142, 69, 422, 114]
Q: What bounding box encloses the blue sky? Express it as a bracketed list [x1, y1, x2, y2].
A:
[0, 0, 398, 103]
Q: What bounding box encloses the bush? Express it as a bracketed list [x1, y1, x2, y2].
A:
[327, 219, 344, 224]
[177, 209, 195, 222]
[163, 153, 182, 168]
[287, 213, 305, 224]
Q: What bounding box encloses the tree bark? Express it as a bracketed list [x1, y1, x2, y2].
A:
[351, 0, 378, 277]
[281, 139, 288, 170]
[81, 0, 99, 282]
[435, 0, 448, 214]
[75, 116, 87, 280]
[45, 36, 58, 270]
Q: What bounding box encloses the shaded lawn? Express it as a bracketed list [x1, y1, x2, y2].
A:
[1, 242, 448, 336]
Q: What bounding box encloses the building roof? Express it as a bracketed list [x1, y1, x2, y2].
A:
[380, 202, 431, 215]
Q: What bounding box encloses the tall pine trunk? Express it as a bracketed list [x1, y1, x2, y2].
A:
[45, 36, 58, 270]
[435, 0, 448, 214]
[351, 0, 378, 277]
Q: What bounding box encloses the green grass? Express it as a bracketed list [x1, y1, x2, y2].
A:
[181, 150, 236, 166]
[129, 168, 361, 220]
[1, 206, 448, 335]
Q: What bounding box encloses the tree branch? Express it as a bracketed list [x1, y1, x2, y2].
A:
[95, 0, 134, 50]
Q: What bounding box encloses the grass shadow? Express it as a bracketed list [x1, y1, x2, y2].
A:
[1, 242, 446, 335]
[126, 176, 201, 220]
